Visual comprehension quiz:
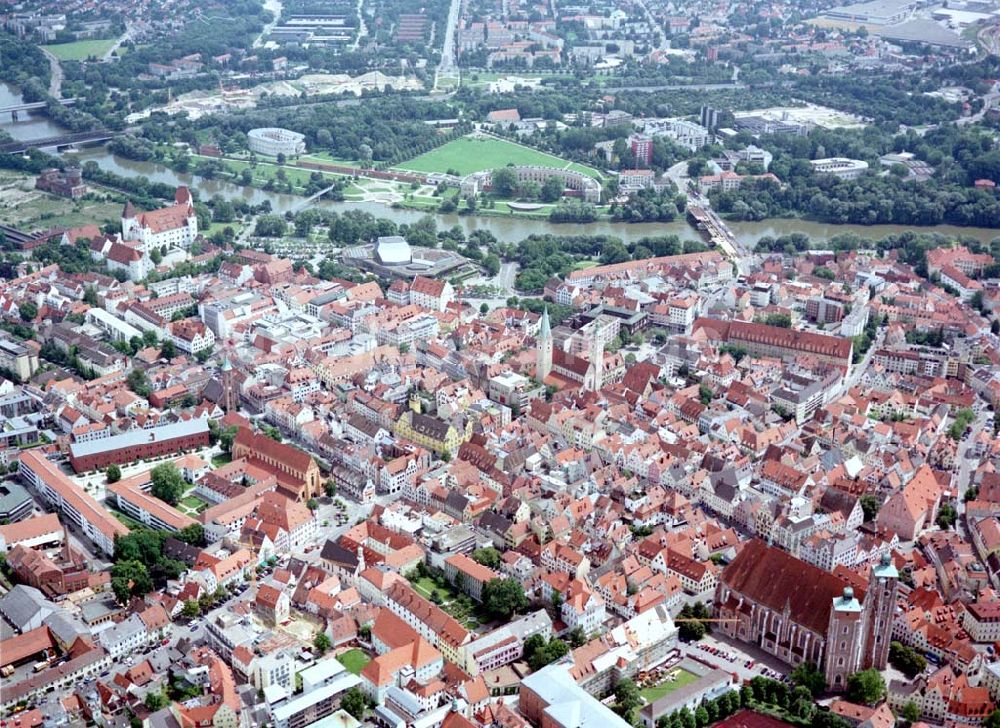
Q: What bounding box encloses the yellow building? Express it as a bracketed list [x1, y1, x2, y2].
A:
[394, 411, 469, 457]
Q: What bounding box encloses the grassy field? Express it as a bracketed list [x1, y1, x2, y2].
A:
[302, 152, 359, 167]
[179, 493, 210, 515]
[0, 171, 124, 229]
[337, 649, 371, 675]
[211, 453, 232, 468]
[396, 136, 602, 179]
[640, 668, 700, 702]
[41, 38, 118, 60]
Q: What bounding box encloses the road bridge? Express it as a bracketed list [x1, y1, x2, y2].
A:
[0, 97, 79, 120]
[0, 129, 119, 154]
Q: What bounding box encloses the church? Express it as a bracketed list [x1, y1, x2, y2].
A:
[714, 539, 898, 690]
[535, 308, 622, 391]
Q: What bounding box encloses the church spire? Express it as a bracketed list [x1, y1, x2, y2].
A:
[536, 307, 553, 382]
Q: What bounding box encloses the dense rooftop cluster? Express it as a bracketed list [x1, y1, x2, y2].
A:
[0, 159, 999, 728]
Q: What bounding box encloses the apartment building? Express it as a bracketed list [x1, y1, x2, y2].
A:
[19, 450, 129, 556]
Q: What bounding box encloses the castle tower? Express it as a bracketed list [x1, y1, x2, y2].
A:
[862, 552, 899, 670]
[220, 357, 238, 413]
[585, 328, 603, 392]
[121, 200, 138, 241]
[536, 307, 552, 382]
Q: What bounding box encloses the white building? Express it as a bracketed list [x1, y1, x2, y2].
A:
[809, 158, 869, 180]
[121, 187, 199, 250]
[248, 128, 307, 157]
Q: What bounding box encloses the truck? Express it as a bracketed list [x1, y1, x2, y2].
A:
[32, 660, 49, 673]
[0, 665, 13, 677]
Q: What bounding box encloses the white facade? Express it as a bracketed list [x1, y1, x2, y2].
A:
[248, 128, 307, 157]
[810, 157, 869, 180]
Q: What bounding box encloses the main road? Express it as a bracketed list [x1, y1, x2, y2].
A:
[435, 0, 462, 89]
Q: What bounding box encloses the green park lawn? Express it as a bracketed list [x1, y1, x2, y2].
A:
[337, 649, 371, 675]
[41, 38, 118, 61]
[395, 136, 602, 179]
[640, 668, 700, 702]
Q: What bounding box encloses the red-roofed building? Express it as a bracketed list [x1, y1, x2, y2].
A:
[121, 187, 198, 250]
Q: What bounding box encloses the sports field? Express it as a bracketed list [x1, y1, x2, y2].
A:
[41, 39, 118, 60]
[396, 136, 602, 179]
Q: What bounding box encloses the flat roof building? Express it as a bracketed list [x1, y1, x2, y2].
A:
[68, 419, 210, 473]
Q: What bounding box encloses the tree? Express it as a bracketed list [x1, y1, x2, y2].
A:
[106, 464, 122, 484]
[150, 463, 185, 505]
[889, 641, 927, 678]
[846, 669, 885, 705]
[254, 215, 287, 237]
[567, 625, 587, 648]
[902, 701, 921, 723]
[160, 339, 177, 359]
[695, 705, 710, 728]
[111, 559, 153, 603]
[699, 383, 713, 405]
[127, 368, 151, 398]
[18, 301, 37, 322]
[472, 547, 502, 569]
[324, 480, 336, 497]
[677, 602, 711, 641]
[540, 175, 564, 203]
[145, 692, 167, 711]
[307, 498, 318, 511]
[482, 578, 528, 620]
[219, 425, 238, 454]
[936, 502, 957, 529]
[790, 661, 826, 697]
[181, 600, 201, 619]
[177, 524, 205, 547]
[859, 494, 880, 522]
[479, 302, 489, 315]
[492, 167, 519, 197]
[614, 678, 642, 723]
[341, 687, 368, 720]
[526, 637, 568, 671]
[313, 632, 331, 654]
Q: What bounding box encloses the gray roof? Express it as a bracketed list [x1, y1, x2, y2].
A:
[47, 611, 86, 646]
[0, 584, 53, 631]
[0, 480, 32, 514]
[69, 418, 209, 459]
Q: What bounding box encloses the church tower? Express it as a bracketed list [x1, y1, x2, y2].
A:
[536, 307, 552, 382]
[862, 552, 899, 670]
[585, 329, 603, 392]
[220, 357, 238, 413]
[825, 586, 865, 691]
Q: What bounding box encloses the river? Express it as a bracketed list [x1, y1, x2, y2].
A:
[3, 81, 999, 246]
[0, 82, 66, 141]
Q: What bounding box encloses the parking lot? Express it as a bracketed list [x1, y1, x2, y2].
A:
[679, 631, 798, 685]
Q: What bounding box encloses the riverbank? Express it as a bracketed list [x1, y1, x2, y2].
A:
[60, 147, 1000, 247]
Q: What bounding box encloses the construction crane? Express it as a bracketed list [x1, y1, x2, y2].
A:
[674, 618, 739, 623]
